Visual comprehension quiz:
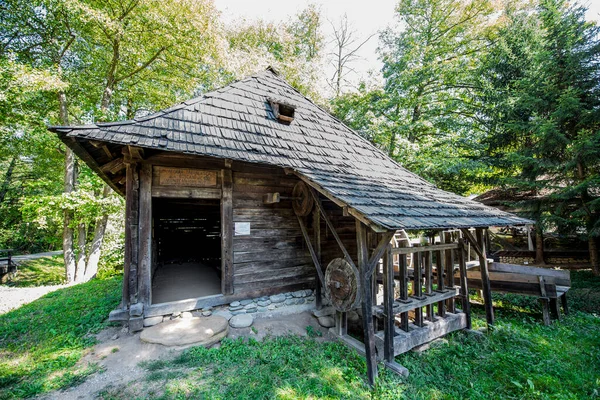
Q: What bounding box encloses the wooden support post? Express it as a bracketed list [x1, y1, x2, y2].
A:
[138, 163, 152, 308]
[335, 311, 347, 336]
[445, 240, 456, 313]
[550, 298, 560, 320]
[561, 293, 569, 315]
[413, 252, 424, 327]
[436, 247, 446, 318]
[357, 220, 377, 386]
[313, 209, 322, 310]
[123, 161, 139, 307]
[476, 228, 494, 326]
[398, 254, 410, 332]
[221, 168, 234, 295]
[458, 239, 471, 329]
[382, 244, 395, 363]
[424, 250, 435, 322]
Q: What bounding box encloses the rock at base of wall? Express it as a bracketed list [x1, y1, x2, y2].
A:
[229, 313, 254, 328]
[317, 316, 335, 328]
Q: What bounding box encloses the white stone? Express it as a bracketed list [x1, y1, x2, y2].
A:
[181, 311, 193, 319]
[140, 316, 228, 347]
[229, 313, 254, 328]
[143, 316, 163, 327]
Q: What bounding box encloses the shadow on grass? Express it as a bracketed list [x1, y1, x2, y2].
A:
[0, 277, 121, 399]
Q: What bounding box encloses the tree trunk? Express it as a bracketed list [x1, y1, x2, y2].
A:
[590, 236, 599, 276]
[0, 156, 17, 205]
[83, 184, 112, 281]
[535, 225, 545, 265]
[74, 223, 87, 282]
[59, 90, 77, 283]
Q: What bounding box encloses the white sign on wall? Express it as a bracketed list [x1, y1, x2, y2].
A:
[234, 222, 251, 236]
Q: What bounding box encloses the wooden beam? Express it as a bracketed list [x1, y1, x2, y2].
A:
[313, 208, 323, 310]
[151, 186, 221, 199]
[221, 169, 233, 295]
[357, 220, 378, 386]
[476, 228, 494, 326]
[391, 243, 459, 255]
[138, 163, 152, 308]
[367, 231, 395, 276]
[310, 188, 357, 269]
[382, 244, 395, 363]
[127, 146, 144, 161]
[297, 215, 325, 286]
[123, 161, 139, 308]
[460, 229, 485, 260]
[373, 287, 460, 317]
[101, 157, 126, 174]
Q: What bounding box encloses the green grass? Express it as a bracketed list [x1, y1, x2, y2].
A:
[6, 255, 65, 287]
[3, 265, 599, 399]
[0, 276, 121, 399]
[97, 270, 600, 400]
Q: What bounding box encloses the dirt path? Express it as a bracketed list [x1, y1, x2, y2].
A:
[40, 311, 331, 399]
[0, 284, 69, 314]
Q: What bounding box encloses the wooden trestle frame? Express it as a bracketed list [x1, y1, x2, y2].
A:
[297, 189, 496, 386]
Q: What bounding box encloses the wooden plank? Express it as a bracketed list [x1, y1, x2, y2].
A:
[235, 275, 316, 293]
[436, 247, 446, 318]
[476, 228, 494, 325]
[234, 248, 310, 264]
[460, 229, 485, 261]
[391, 243, 459, 255]
[297, 215, 325, 285]
[398, 254, 409, 332]
[221, 168, 233, 295]
[357, 220, 377, 386]
[413, 252, 424, 327]
[122, 161, 139, 308]
[374, 312, 467, 356]
[382, 245, 395, 363]
[234, 257, 313, 273]
[151, 186, 221, 199]
[373, 287, 460, 317]
[138, 163, 152, 307]
[424, 250, 434, 321]
[489, 263, 570, 286]
[101, 157, 125, 174]
[367, 232, 396, 276]
[445, 235, 455, 313]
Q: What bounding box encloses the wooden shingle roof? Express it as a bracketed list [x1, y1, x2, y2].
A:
[49, 68, 530, 231]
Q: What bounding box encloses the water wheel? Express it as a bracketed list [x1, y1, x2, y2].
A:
[292, 181, 314, 216]
[324, 258, 361, 312]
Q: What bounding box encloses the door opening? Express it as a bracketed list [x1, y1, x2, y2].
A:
[151, 198, 221, 304]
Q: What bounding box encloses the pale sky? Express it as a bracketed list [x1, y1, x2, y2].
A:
[214, 0, 600, 90]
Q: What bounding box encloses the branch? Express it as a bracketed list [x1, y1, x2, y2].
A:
[115, 45, 170, 82]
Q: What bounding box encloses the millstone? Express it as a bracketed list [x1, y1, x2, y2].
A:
[324, 258, 361, 312]
[140, 316, 228, 347]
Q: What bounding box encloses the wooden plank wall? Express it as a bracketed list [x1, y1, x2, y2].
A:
[231, 164, 316, 294]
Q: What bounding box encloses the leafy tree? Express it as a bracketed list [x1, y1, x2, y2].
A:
[480, 0, 600, 273]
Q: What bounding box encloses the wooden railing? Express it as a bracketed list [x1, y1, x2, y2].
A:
[374, 239, 472, 359]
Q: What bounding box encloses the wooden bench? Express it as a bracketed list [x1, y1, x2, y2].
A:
[0, 249, 18, 281]
[462, 262, 570, 325]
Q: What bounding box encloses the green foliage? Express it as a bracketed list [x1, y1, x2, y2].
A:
[479, 0, 600, 242]
[0, 276, 121, 399]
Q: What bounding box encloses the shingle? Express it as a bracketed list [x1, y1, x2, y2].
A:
[52, 69, 531, 230]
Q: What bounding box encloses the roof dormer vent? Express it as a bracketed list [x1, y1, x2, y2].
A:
[269, 99, 295, 123]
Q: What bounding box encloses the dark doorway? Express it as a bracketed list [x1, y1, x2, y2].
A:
[151, 198, 221, 304]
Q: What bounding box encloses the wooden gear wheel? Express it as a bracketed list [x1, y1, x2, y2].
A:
[324, 258, 361, 312]
[292, 181, 314, 216]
